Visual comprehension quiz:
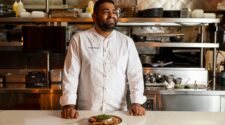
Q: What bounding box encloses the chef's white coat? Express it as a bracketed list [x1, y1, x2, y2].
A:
[60, 28, 146, 111]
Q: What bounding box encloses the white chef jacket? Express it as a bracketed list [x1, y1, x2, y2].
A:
[60, 28, 146, 111]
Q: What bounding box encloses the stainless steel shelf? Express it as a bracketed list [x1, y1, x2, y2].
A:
[0, 42, 22, 51]
[0, 88, 61, 94]
[0, 42, 22, 47]
[135, 42, 219, 48]
[25, 5, 69, 10]
[140, 33, 184, 37]
[118, 18, 220, 26]
[145, 83, 166, 87]
[0, 17, 220, 25]
[0, 17, 93, 23]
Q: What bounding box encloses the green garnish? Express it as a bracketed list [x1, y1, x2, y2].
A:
[96, 114, 112, 120]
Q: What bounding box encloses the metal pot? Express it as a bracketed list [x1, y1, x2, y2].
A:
[132, 34, 146, 42]
[174, 77, 182, 84]
[156, 74, 165, 83]
[165, 75, 174, 83]
[140, 55, 152, 66]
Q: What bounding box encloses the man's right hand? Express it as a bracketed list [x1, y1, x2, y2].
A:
[61, 105, 79, 119]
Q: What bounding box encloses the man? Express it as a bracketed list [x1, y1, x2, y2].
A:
[60, 0, 146, 119]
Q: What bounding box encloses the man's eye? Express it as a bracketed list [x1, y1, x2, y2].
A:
[113, 11, 118, 15]
[103, 11, 110, 14]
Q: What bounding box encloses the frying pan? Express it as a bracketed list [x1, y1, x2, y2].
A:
[151, 61, 173, 67]
[138, 8, 163, 18]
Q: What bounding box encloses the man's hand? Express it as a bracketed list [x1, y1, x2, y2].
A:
[61, 105, 79, 119]
[129, 103, 145, 116]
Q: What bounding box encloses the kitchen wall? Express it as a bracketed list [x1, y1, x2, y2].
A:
[26, 0, 223, 10]
[137, 0, 222, 10]
[1, 0, 222, 10]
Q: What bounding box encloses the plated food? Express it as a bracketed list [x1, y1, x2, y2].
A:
[88, 114, 122, 125]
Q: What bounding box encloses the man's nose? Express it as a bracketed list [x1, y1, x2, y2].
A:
[108, 12, 113, 17]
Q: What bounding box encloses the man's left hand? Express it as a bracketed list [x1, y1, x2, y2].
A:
[129, 103, 146, 116]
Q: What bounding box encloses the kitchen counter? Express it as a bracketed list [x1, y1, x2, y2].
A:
[0, 87, 225, 111]
[0, 110, 225, 125]
[144, 88, 225, 112]
[144, 84, 225, 95]
[145, 89, 225, 95]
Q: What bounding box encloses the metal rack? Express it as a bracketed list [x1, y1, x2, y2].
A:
[0, 17, 221, 89]
[135, 42, 219, 48]
[0, 17, 220, 24]
[118, 18, 219, 90]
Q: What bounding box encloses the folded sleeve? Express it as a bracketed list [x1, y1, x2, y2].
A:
[126, 38, 147, 104]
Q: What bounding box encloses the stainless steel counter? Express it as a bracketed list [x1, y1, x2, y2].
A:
[145, 89, 225, 95]
[144, 88, 225, 112]
[0, 17, 93, 23]
[0, 87, 225, 111]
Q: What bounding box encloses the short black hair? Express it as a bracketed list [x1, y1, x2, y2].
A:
[94, 0, 115, 14]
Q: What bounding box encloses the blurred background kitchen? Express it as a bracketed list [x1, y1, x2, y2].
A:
[1, 0, 225, 111]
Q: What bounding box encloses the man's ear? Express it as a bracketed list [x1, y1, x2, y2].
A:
[92, 13, 96, 22]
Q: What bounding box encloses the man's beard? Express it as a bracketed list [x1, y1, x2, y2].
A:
[96, 17, 118, 32]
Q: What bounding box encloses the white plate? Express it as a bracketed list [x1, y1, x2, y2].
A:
[88, 115, 122, 125]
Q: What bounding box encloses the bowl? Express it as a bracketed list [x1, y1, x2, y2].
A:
[169, 35, 183, 42]
[174, 77, 182, 84]
[131, 35, 146, 41]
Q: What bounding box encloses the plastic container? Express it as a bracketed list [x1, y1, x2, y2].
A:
[191, 9, 204, 18]
[86, 0, 94, 14]
[12, 1, 18, 16]
[17, 0, 24, 17]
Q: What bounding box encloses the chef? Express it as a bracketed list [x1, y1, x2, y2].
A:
[60, 0, 146, 119]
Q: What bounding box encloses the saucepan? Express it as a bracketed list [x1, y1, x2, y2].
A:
[131, 34, 146, 42]
[140, 55, 153, 67]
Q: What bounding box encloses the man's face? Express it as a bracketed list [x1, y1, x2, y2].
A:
[94, 2, 118, 32]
